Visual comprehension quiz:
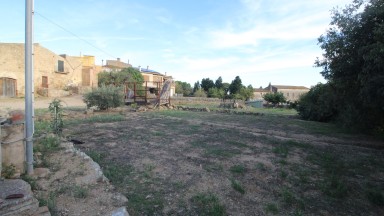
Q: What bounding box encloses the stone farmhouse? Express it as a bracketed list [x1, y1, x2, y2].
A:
[253, 83, 310, 102]
[103, 58, 176, 97]
[0, 43, 101, 98]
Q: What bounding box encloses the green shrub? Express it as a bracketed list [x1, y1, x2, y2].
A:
[83, 85, 124, 110]
[296, 83, 338, 122]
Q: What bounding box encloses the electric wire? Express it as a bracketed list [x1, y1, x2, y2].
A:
[34, 11, 116, 59]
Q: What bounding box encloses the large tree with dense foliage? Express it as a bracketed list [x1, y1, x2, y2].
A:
[98, 67, 143, 87]
[229, 76, 243, 95]
[201, 78, 215, 92]
[175, 81, 192, 96]
[263, 92, 286, 106]
[299, 0, 384, 131]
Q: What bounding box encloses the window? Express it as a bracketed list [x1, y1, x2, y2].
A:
[42, 76, 48, 88]
[57, 60, 64, 72]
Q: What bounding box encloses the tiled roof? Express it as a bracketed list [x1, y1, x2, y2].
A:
[272, 85, 309, 90]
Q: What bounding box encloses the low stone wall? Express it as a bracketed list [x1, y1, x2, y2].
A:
[1, 121, 25, 175]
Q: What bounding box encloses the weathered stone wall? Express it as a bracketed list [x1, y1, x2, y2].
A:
[0, 43, 82, 97]
[1, 123, 25, 173]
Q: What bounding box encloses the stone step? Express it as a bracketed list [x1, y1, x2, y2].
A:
[0, 179, 39, 216]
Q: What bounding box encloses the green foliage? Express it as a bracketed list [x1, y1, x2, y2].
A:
[48, 99, 63, 135]
[193, 81, 201, 93]
[207, 87, 225, 99]
[229, 165, 247, 174]
[35, 136, 60, 154]
[265, 203, 279, 214]
[83, 85, 124, 110]
[175, 81, 192, 96]
[231, 179, 245, 194]
[201, 78, 215, 92]
[263, 92, 286, 106]
[314, 0, 384, 131]
[191, 193, 226, 216]
[1, 164, 16, 179]
[193, 88, 207, 97]
[296, 83, 338, 122]
[215, 76, 223, 89]
[229, 76, 242, 95]
[98, 67, 144, 87]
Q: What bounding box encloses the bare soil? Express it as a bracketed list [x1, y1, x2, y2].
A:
[62, 109, 384, 216]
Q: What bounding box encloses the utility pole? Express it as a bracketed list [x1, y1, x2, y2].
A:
[25, 0, 34, 175]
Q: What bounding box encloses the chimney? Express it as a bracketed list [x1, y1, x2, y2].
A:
[147, 66, 149, 70]
[138, 66, 141, 72]
[165, 72, 167, 76]
[117, 58, 120, 62]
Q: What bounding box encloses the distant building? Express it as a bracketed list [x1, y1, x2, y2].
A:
[102, 58, 132, 72]
[253, 83, 309, 102]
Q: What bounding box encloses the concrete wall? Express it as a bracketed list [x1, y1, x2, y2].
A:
[0, 43, 82, 97]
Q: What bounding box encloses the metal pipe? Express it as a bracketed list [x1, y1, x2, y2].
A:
[25, 0, 34, 175]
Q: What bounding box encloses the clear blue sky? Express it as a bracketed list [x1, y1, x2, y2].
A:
[1, 0, 351, 88]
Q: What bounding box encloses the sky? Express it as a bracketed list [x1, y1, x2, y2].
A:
[1, 0, 352, 88]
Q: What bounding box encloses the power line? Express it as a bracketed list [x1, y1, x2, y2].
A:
[34, 11, 116, 59]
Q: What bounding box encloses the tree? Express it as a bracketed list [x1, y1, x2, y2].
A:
[193, 81, 200, 93]
[193, 89, 207, 97]
[263, 92, 286, 106]
[314, 0, 384, 130]
[201, 78, 215, 92]
[296, 83, 338, 122]
[215, 76, 223, 89]
[208, 87, 225, 99]
[175, 81, 192, 96]
[229, 76, 242, 96]
[98, 67, 143, 87]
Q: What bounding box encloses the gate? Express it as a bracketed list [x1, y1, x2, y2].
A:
[0, 77, 17, 98]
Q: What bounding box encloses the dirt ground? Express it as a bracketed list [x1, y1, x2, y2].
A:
[63, 109, 384, 216]
[1, 96, 384, 215]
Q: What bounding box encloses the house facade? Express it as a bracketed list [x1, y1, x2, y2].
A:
[0, 43, 83, 97]
[253, 83, 309, 102]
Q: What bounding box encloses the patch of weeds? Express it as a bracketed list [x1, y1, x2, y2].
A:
[278, 159, 288, 166]
[256, 162, 267, 172]
[21, 174, 38, 190]
[321, 175, 348, 198]
[265, 203, 279, 215]
[229, 164, 247, 175]
[38, 192, 57, 214]
[65, 114, 125, 125]
[34, 120, 51, 136]
[280, 170, 288, 179]
[226, 140, 248, 148]
[72, 185, 88, 198]
[103, 163, 134, 185]
[86, 150, 106, 164]
[231, 179, 245, 194]
[143, 163, 155, 178]
[191, 192, 226, 216]
[34, 136, 60, 153]
[366, 186, 384, 206]
[281, 187, 295, 205]
[273, 144, 289, 158]
[1, 164, 16, 179]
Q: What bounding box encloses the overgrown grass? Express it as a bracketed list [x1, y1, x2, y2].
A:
[229, 164, 247, 174]
[191, 192, 226, 216]
[65, 113, 125, 125]
[231, 179, 245, 194]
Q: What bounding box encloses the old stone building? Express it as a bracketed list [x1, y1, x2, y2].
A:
[0, 43, 83, 97]
[253, 83, 309, 102]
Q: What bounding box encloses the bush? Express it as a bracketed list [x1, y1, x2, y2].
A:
[263, 92, 286, 106]
[296, 83, 337, 122]
[83, 85, 124, 110]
